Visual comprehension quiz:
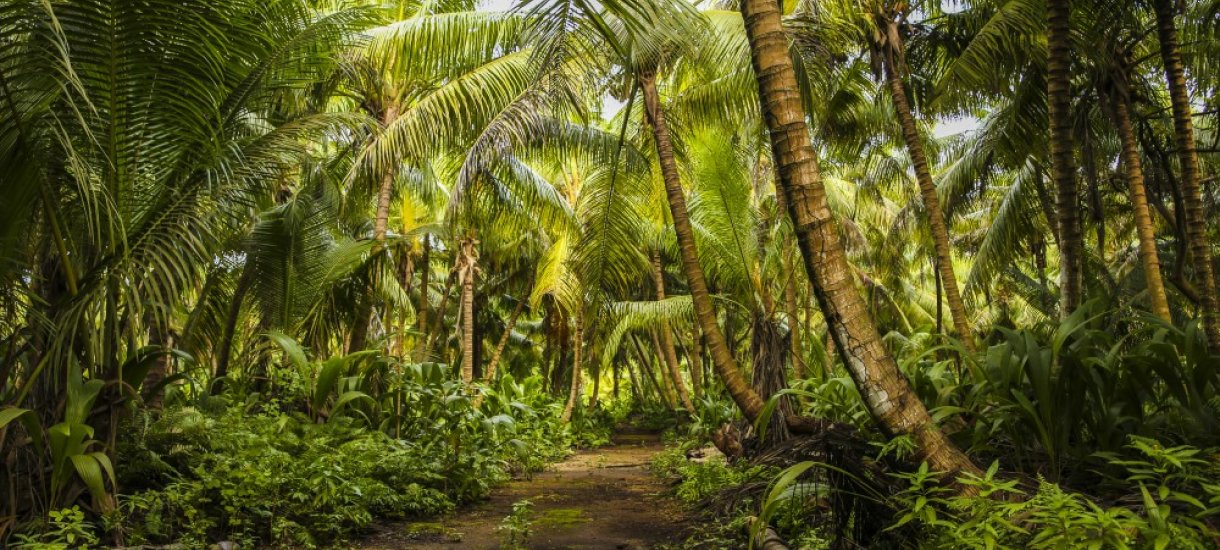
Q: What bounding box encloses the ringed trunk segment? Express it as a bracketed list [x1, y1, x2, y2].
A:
[739, 0, 981, 479]
[639, 71, 767, 421]
[1153, 0, 1220, 352]
[880, 37, 975, 353]
[1047, 0, 1084, 317]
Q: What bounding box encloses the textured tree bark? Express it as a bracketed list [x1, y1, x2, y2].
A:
[458, 237, 478, 384]
[651, 250, 696, 413]
[351, 103, 401, 353]
[561, 309, 583, 423]
[782, 244, 808, 379]
[414, 238, 431, 362]
[879, 32, 975, 352]
[639, 71, 767, 420]
[1047, 0, 1084, 317]
[213, 268, 253, 395]
[481, 293, 527, 387]
[424, 267, 458, 361]
[689, 327, 704, 399]
[1153, 0, 1220, 352]
[1112, 91, 1172, 321]
[740, 0, 981, 479]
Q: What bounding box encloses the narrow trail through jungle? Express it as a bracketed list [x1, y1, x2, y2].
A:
[358, 432, 692, 549]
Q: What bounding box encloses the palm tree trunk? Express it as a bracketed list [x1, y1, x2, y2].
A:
[689, 327, 704, 399]
[561, 309, 583, 422]
[414, 238, 431, 362]
[739, 0, 980, 479]
[782, 244, 809, 379]
[425, 267, 458, 360]
[1153, 0, 1220, 352]
[480, 290, 528, 386]
[1047, 0, 1084, 317]
[1112, 91, 1172, 321]
[213, 267, 253, 394]
[632, 333, 673, 407]
[458, 237, 477, 384]
[350, 104, 402, 353]
[880, 41, 975, 352]
[639, 71, 767, 420]
[651, 250, 696, 413]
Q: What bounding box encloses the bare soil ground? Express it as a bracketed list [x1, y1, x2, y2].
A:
[354, 433, 691, 550]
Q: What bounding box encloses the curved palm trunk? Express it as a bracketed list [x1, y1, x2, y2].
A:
[639, 72, 767, 420]
[213, 267, 253, 395]
[651, 251, 696, 413]
[739, 0, 980, 478]
[350, 103, 401, 353]
[880, 39, 976, 352]
[1112, 92, 1172, 321]
[688, 327, 704, 399]
[473, 288, 529, 407]
[414, 238, 431, 362]
[561, 309, 583, 423]
[1153, 0, 1220, 351]
[458, 237, 478, 384]
[1047, 0, 1084, 317]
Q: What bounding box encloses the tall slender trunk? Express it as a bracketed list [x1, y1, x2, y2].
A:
[561, 309, 583, 422]
[414, 239, 431, 362]
[1153, 0, 1220, 352]
[458, 238, 478, 384]
[880, 36, 976, 352]
[689, 327, 704, 399]
[1047, 0, 1084, 317]
[651, 250, 696, 413]
[739, 0, 980, 478]
[213, 268, 253, 394]
[483, 296, 527, 385]
[350, 103, 402, 353]
[782, 245, 808, 378]
[639, 72, 766, 420]
[424, 267, 458, 360]
[1112, 90, 1172, 321]
[633, 333, 673, 407]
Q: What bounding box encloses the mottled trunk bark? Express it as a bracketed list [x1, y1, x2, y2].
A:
[1154, 0, 1220, 351]
[458, 238, 477, 384]
[1112, 92, 1172, 321]
[740, 0, 980, 479]
[414, 239, 431, 363]
[561, 310, 583, 423]
[639, 72, 766, 420]
[880, 38, 975, 352]
[213, 268, 253, 395]
[350, 103, 401, 353]
[1047, 0, 1084, 317]
[689, 327, 704, 400]
[651, 251, 696, 413]
[782, 245, 808, 378]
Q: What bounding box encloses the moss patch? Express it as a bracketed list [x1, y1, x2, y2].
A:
[536, 507, 590, 529]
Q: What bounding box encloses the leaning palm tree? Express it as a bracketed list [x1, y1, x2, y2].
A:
[1149, 0, 1220, 352]
[792, 0, 977, 352]
[737, 0, 980, 476]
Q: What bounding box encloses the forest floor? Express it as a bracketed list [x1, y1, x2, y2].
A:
[355, 432, 692, 549]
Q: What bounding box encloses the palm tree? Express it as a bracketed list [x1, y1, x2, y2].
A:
[1151, 0, 1220, 351]
[1046, 0, 1084, 317]
[738, 0, 980, 477]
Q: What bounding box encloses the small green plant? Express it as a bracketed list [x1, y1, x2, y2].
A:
[10, 507, 99, 550]
[498, 499, 534, 549]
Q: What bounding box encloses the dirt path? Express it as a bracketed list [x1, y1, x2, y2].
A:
[356, 433, 690, 549]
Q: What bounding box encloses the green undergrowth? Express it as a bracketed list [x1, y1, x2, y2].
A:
[25, 365, 586, 549]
